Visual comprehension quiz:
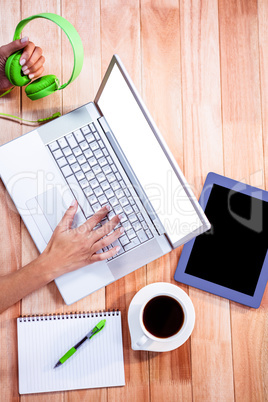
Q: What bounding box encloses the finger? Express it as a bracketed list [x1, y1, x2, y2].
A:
[90, 245, 122, 263]
[21, 55, 45, 76]
[92, 214, 122, 242]
[28, 65, 44, 80]
[19, 42, 37, 67]
[0, 37, 29, 58]
[81, 205, 111, 232]
[56, 200, 78, 232]
[92, 225, 124, 254]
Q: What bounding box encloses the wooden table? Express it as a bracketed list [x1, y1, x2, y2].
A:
[0, 1, 267, 401]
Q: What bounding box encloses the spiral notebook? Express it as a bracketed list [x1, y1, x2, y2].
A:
[17, 311, 125, 395]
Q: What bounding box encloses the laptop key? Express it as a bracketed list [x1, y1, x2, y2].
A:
[101, 181, 110, 191]
[137, 229, 148, 243]
[53, 149, 63, 159]
[85, 133, 94, 143]
[103, 164, 112, 175]
[93, 165, 102, 175]
[76, 170, 85, 181]
[133, 220, 142, 231]
[66, 133, 78, 148]
[88, 194, 98, 205]
[73, 129, 84, 143]
[80, 141, 89, 151]
[124, 205, 133, 215]
[77, 155, 86, 165]
[90, 141, 99, 151]
[119, 197, 128, 207]
[120, 235, 130, 246]
[73, 147, 82, 157]
[86, 171, 95, 181]
[58, 137, 68, 148]
[81, 162, 90, 173]
[67, 154, 76, 164]
[81, 125, 90, 134]
[129, 213, 137, 223]
[92, 202, 102, 213]
[99, 157, 107, 167]
[146, 229, 153, 239]
[124, 237, 140, 251]
[71, 162, 80, 173]
[84, 148, 93, 159]
[94, 186, 103, 197]
[66, 174, 93, 218]
[49, 141, 59, 151]
[111, 181, 120, 191]
[88, 157, 97, 167]
[84, 186, 93, 197]
[79, 179, 88, 189]
[61, 165, 72, 177]
[126, 229, 136, 240]
[99, 194, 108, 205]
[89, 178, 99, 189]
[57, 156, 67, 168]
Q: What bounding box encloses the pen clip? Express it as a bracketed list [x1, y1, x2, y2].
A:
[88, 319, 106, 339]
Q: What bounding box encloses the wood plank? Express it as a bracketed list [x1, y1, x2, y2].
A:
[62, 1, 106, 400]
[218, 0, 267, 401]
[0, 2, 22, 401]
[100, 1, 150, 401]
[180, 0, 234, 401]
[141, 1, 192, 400]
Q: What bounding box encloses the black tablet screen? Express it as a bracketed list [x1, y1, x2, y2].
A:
[185, 184, 268, 296]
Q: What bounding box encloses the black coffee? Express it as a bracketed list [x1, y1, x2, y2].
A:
[142, 295, 184, 339]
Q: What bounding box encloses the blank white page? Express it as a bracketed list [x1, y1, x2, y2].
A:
[97, 63, 203, 244]
[17, 312, 125, 394]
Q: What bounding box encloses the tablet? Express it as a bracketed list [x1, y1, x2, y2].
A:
[174, 172, 268, 308]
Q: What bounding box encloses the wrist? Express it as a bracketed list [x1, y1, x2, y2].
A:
[36, 249, 66, 282]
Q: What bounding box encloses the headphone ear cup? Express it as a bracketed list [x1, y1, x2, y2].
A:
[25, 74, 59, 100]
[5, 50, 31, 87]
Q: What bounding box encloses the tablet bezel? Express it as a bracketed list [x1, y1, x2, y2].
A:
[174, 172, 268, 308]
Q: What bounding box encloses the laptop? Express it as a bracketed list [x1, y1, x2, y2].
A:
[0, 55, 210, 305]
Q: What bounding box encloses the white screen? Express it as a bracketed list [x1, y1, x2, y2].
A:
[97, 63, 203, 244]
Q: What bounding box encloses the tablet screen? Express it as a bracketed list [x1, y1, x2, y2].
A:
[185, 184, 268, 296]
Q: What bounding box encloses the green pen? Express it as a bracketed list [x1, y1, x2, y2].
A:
[54, 319, 106, 368]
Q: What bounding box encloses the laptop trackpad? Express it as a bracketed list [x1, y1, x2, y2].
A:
[26, 187, 85, 243]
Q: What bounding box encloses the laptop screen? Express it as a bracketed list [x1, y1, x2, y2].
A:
[96, 58, 203, 245]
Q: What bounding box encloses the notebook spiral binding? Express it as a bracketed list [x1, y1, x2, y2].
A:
[19, 309, 120, 322]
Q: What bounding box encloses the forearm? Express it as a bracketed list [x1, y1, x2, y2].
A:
[0, 255, 54, 314]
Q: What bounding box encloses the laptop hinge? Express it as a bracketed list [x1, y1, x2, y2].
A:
[97, 116, 166, 237]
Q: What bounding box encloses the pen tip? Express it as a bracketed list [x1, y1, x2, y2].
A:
[54, 362, 61, 369]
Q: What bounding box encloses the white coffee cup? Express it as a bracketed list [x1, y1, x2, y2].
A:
[128, 282, 195, 352]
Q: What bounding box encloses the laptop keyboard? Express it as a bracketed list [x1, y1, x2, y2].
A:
[48, 122, 153, 260]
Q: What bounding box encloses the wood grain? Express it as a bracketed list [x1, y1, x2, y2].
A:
[0, 2, 22, 401]
[180, 1, 234, 401]
[140, 1, 192, 401]
[218, 0, 267, 401]
[100, 1, 150, 401]
[0, 0, 267, 400]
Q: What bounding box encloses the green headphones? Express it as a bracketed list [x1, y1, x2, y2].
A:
[4, 13, 84, 101]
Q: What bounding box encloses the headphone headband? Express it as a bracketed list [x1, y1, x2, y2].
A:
[13, 13, 84, 90]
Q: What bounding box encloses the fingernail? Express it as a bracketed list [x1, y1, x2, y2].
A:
[118, 214, 123, 220]
[22, 65, 28, 72]
[20, 58, 26, 66]
[70, 199, 76, 207]
[105, 204, 111, 211]
[115, 246, 121, 252]
[20, 36, 28, 44]
[22, 68, 29, 75]
[28, 73, 34, 79]
[120, 227, 125, 234]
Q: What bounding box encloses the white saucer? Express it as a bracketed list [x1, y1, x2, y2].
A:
[128, 282, 195, 352]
